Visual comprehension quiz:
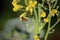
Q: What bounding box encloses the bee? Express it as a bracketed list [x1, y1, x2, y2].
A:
[20, 17, 28, 21]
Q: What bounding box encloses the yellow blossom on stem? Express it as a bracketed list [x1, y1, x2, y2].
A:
[20, 12, 26, 18]
[44, 18, 49, 22]
[12, 0, 23, 11]
[34, 35, 40, 40]
[13, 5, 23, 11]
[40, 12, 46, 17]
[29, 1, 37, 7]
[12, 0, 17, 6]
[26, 0, 37, 14]
[19, 12, 28, 21]
[50, 9, 58, 16]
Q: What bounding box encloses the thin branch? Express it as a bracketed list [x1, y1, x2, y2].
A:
[49, 18, 60, 30]
[53, 0, 58, 8]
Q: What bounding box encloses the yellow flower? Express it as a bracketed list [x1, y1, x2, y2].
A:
[12, 0, 23, 11]
[34, 35, 39, 40]
[30, 8, 33, 14]
[26, 7, 30, 11]
[26, 0, 37, 14]
[13, 5, 23, 11]
[50, 9, 58, 16]
[37, 39, 40, 40]
[29, 1, 37, 7]
[13, 5, 20, 11]
[19, 12, 28, 21]
[12, 0, 17, 6]
[20, 12, 26, 18]
[44, 18, 49, 22]
[40, 12, 46, 17]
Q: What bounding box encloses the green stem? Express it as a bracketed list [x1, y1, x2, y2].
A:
[38, 3, 41, 23]
[53, 0, 58, 8]
[44, 29, 49, 40]
[37, 3, 42, 34]
[44, 4, 51, 40]
[56, 6, 59, 9]
[24, 0, 28, 6]
[42, 0, 45, 6]
[34, 7, 37, 23]
[34, 7, 38, 35]
[39, 22, 46, 33]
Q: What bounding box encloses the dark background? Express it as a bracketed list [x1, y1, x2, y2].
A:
[0, 0, 21, 30]
[0, 0, 60, 40]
